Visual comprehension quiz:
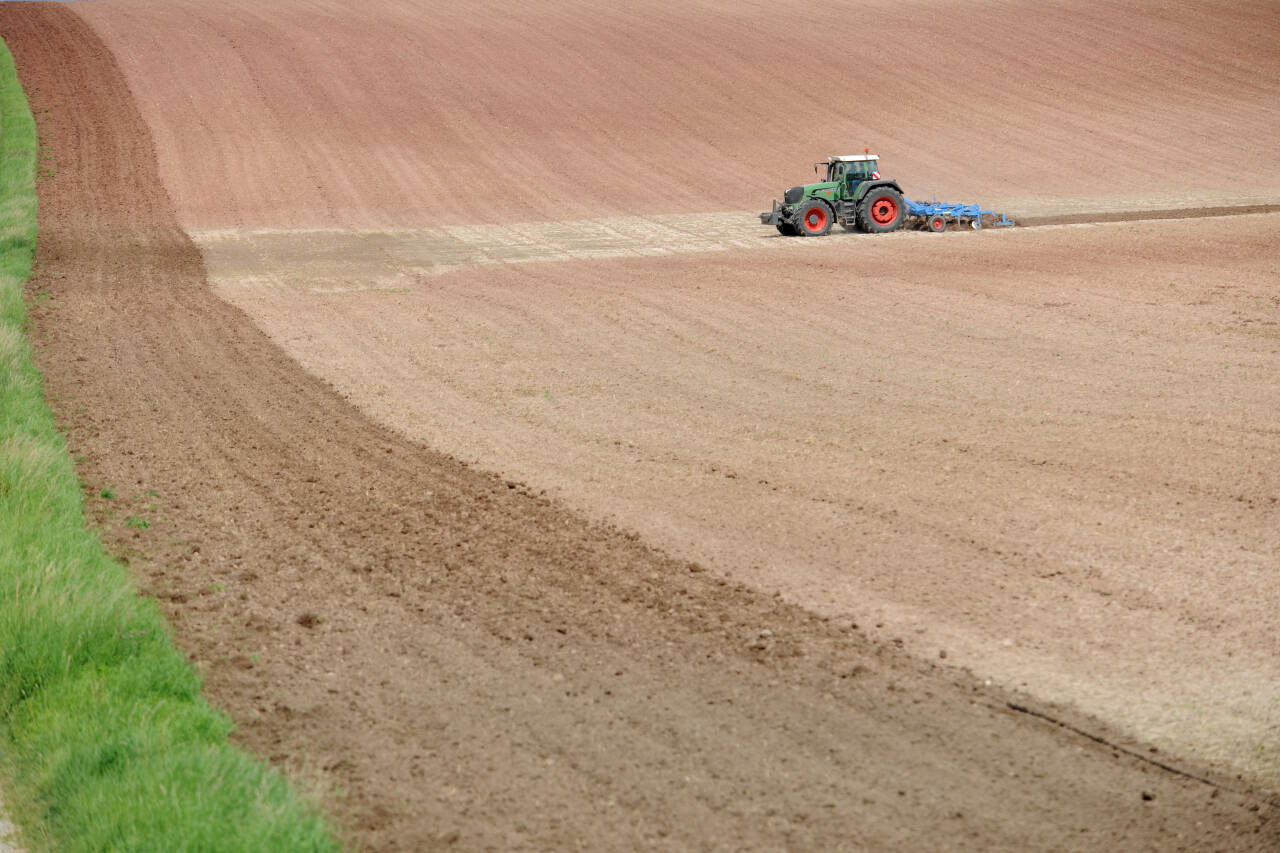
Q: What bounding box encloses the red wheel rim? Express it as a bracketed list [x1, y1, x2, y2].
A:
[804, 206, 828, 232]
[870, 196, 898, 225]
[931, 217, 944, 230]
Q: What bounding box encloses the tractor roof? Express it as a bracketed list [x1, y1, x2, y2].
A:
[830, 154, 878, 162]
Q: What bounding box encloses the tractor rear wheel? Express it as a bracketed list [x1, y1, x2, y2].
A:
[795, 200, 833, 237]
[859, 187, 905, 233]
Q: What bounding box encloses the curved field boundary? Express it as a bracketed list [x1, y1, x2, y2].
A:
[204, 209, 1280, 789]
[0, 32, 337, 853]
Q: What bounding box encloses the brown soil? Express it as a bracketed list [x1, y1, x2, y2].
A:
[0, 809, 18, 853]
[199, 212, 1280, 783]
[1016, 203, 1280, 227]
[6, 4, 1279, 852]
[74, 0, 1280, 228]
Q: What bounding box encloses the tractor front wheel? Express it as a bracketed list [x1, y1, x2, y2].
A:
[795, 200, 833, 237]
[859, 188, 905, 233]
[776, 220, 799, 236]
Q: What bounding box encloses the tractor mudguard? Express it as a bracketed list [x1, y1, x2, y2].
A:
[851, 179, 905, 202]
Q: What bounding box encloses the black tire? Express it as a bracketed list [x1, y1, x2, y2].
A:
[858, 187, 905, 233]
[927, 214, 947, 233]
[776, 220, 798, 236]
[795, 199, 833, 237]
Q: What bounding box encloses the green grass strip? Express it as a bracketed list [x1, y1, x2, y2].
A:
[0, 37, 339, 853]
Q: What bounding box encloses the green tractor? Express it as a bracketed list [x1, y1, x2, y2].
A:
[760, 154, 906, 236]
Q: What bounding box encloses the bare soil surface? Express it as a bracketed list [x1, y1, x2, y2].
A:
[74, 0, 1280, 228]
[199, 213, 1280, 785]
[6, 4, 1280, 852]
[0, 807, 20, 853]
[191, 203, 1280, 286]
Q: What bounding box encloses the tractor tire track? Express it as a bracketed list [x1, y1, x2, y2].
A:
[1015, 202, 1280, 227]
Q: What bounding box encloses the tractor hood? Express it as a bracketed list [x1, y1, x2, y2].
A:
[784, 181, 840, 206]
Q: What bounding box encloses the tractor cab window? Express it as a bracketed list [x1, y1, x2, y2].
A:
[828, 162, 846, 182]
[847, 160, 878, 180]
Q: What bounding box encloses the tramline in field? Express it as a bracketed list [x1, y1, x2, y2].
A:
[760, 153, 1014, 235]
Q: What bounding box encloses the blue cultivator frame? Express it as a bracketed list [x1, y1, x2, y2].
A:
[904, 199, 1015, 230]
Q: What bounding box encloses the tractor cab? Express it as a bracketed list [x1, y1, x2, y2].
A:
[825, 154, 880, 184]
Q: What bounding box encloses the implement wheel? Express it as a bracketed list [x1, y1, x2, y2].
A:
[795, 199, 833, 236]
[927, 214, 947, 233]
[859, 187, 905, 233]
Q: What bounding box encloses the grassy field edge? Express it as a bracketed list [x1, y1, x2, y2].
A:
[0, 37, 339, 853]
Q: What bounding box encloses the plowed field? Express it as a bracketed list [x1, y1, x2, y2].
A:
[4, 0, 1279, 850]
[74, 0, 1280, 227]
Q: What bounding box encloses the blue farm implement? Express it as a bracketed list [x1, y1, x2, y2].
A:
[904, 199, 1015, 232]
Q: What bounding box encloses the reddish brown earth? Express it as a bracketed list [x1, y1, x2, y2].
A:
[150, 0, 1280, 785]
[199, 212, 1280, 786]
[5, 1, 1280, 852]
[75, 0, 1280, 227]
